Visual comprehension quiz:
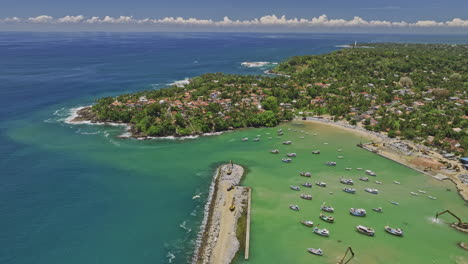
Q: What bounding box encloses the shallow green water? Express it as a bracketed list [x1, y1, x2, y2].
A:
[7, 114, 467, 264]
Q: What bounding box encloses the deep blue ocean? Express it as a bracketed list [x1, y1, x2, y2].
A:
[1, 32, 467, 264]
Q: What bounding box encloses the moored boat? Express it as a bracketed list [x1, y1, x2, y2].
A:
[290, 185, 300, 191]
[390, 201, 399, 205]
[428, 196, 437, 200]
[350, 208, 367, 217]
[242, 138, 248, 142]
[289, 204, 299, 211]
[282, 158, 292, 163]
[326, 161, 337, 166]
[418, 190, 426, 194]
[343, 188, 356, 194]
[313, 227, 330, 237]
[312, 150, 320, 154]
[300, 193, 312, 200]
[307, 248, 323, 256]
[271, 149, 280, 154]
[316, 181, 327, 187]
[410, 192, 418, 196]
[300, 172, 311, 177]
[365, 188, 379, 194]
[356, 168, 363, 170]
[385, 226, 403, 236]
[393, 181, 401, 185]
[319, 213, 334, 223]
[340, 178, 354, 185]
[356, 225, 375, 236]
[373, 207, 383, 213]
[366, 170, 377, 176]
[359, 177, 369, 181]
[253, 138, 260, 142]
[345, 167, 352, 171]
[301, 220, 314, 227]
[321, 203, 334, 213]
[302, 182, 312, 188]
[287, 153, 297, 157]
[282, 141, 292, 145]
[375, 181, 382, 184]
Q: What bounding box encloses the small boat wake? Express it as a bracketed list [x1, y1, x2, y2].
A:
[192, 194, 201, 200]
[167, 252, 176, 263]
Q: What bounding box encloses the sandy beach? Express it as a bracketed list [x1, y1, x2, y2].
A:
[192, 163, 249, 264]
[303, 117, 468, 202]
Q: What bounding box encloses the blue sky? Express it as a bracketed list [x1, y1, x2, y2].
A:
[1, 0, 468, 32]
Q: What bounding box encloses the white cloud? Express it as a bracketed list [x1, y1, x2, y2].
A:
[1, 14, 468, 29]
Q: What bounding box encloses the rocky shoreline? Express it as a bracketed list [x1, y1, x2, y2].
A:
[192, 163, 248, 264]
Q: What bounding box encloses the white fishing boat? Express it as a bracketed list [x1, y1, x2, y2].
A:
[375, 181, 382, 185]
[253, 138, 260, 142]
[301, 220, 314, 227]
[282, 141, 292, 145]
[373, 207, 383, 213]
[390, 201, 399, 205]
[326, 161, 337, 166]
[343, 188, 356, 194]
[301, 194, 312, 200]
[271, 149, 280, 154]
[307, 248, 323, 256]
[282, 158, 292, 163]
[302, 182, 312, 188]
[241, 138, 248, 142]
[393, 181, 401, 185]
[359, 177, 369, 182]
[356, 225, 375, 236]
[300, 172, 311, 177]
[418, 190, 426, 194]
[385, 226, 403, 236]
[289, 204, 300, 211]
[313, 227, 330, 237]
[340, 178, 354, 185]
[290, 185, 300, 191]
[316, 182, 327, 187]
[365, 188, 379, 194]
[287, 153, 297, 157]
[350, 208, 367, 217]
[312, 150, 320, 154]
[410, 192, 418, 196]
[320, 203, 334, 213]
[428, 196, 437, 200]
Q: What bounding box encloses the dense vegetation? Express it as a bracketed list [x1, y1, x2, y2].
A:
[90, 43, 467, 155]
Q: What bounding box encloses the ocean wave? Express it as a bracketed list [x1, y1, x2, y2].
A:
[241, 61, 275, 68]
[169, 78, 190, 87]
[167, 252, 176, 263]
[179, 221, 192, 233]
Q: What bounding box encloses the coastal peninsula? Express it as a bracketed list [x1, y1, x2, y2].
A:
[192, 163, 250, 264]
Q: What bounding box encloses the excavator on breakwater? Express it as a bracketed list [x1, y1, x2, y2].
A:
[435, 210, 468, 231]
[337, 246, 355, 264]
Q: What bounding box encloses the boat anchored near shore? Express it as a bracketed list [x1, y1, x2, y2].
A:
[307, 248, 323, 256]
[385, 226, 403, 236]
[356, 225, 375, 236]
[350, 208, 367, 217]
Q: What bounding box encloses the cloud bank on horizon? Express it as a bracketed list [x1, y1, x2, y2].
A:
[1, 14, 468, 31]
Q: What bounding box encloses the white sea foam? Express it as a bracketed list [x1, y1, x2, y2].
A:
[241, 61, 273, 67]
[169, 78, 190, 87]
[179, 221, 192, 233]
[167, 252, 176, 263]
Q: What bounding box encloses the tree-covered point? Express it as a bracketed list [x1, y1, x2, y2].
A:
[89, 43, 467, 155]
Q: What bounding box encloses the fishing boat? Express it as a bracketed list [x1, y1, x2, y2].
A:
[277, 131, 284, 135]
[300, 194, 312, 200]
[289, 205, 299, 211]
[307, 248, 323, 256]
[278, 129, 283, 133]
[384, 226, 403, 236]
[357, 168, 363, 170]
[282, 141, 292, 145]
[359, 177, 369, 182]
[319, 213, 335, 223]
[356, 225, 375, 236]
[271, 149, 280, 154]
[345, 168, 352, 171]
[326, 161, 337, 166]
[366, 170, 377, 176]
[301, 220, 314, 227]
[313, 227, 330, 237]
[300, 136, 305, 139]
[316, 182, 327, 187]
[337, 156, 344, 159]
[241, 138, 248, 142]
[300, 172, 311, 177]
[320, 203, 334, 213]
[350, 208, 367, 217]
[373, 207, 383, 213]
[365, 188, 379, 194]
[418, 190, 426, 194]
[340, 178, 354, 185]
[282, 158, 292, 163]
[253, 138, 260, 142]
[343, 188, 356, 194]
[390, 201, 399, 205]
[337, 149, 343, 152]
[287, 153, 297, 157]
[410, 192, 418, 196]
[302, 182, 312, 188]
[375, 181, 382, 185]
[428, 196, 437, 200]
[393, 181, 401, 185]
[312, 150, 320, 154]
[290, 185, 300, 191]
